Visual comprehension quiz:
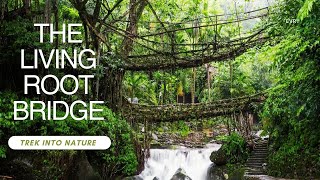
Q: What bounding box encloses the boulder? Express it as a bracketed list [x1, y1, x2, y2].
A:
[152, 133, 158, 140]
[170, 168, 192, 180]
[206, 164, 227, 180]
[207, 164, 246, 180]
[66, 152, 102, 180]
[123, 176, 143, 180]
[210, 146, 227, 166]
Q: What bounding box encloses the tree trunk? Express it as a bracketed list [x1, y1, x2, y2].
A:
[71, 0, 146, 112]
[163, 80, 166, 104]
[53, 0, 59, 48]
[102, 68, 125, 112]
[229, 61, 233, 98]
[95, 40, 101, 100]
[44, 0, 51, 28]
[0, 0, 7, 20]
[23, 0, 31, 15]
[207, 66, 211, 102]
[191, 68, 196, 104]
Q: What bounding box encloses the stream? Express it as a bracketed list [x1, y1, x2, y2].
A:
[138, 143, 221, 180]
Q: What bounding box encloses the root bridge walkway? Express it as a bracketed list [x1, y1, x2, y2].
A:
[123, 93, 266, 123]
[107, 7, 271, 71]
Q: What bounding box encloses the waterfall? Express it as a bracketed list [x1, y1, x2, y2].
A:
[138, 143, 221, 180]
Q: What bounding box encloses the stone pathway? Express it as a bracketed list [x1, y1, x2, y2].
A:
[245, 139, 268, 176]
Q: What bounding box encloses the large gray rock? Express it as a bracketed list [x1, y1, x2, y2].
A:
[206, 164, 227, 180]
[170, 168, 192, 180]
[210, 146, 227, 166]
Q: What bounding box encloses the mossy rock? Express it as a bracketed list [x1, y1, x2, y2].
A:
[210, 146, 227, 166]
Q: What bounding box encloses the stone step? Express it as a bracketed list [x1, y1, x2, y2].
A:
[249, 156, 267, 159]
[252, 152, 268, 154]
[245, 139, 269, 177]
[245, 166, 264, 169]
[253, 150, 268, 152]
[257, 141, 268, 143]
[255, 144, 267, 147]
[246, 163, 264, 166]
[245, 170, 266, 173]
[251, 154, 268, 157]
[245, 172, 266, 175]
[252, 151, 268, 154]
[247, 160, 266, 163]
[254, 145, 267, 148]
[246, 165, 264, 168]
[254, 146, 268, 148]
[255, 147, 267, 150]
[246, 161, 266, 165]
[253, 148, 267, 151]
[247, 158, 266, 161]
[248, 157, 266, 160]
[245, 171, 265, 174]
[247, 158, 265, 161]
[245, 168, 266, 172]
[247, 159, 266, 163]
[256, 142, 268, 144]
[255, 147, 267, 149]
[255, 146, 268, 148]
[254, 147, 268, 149]
[245, 167, 265, 172]
[254, 150, 267, 152]
[255, 145, 268, 147]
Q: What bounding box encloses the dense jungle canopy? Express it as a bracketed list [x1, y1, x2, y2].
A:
[0, 0, 319, 179]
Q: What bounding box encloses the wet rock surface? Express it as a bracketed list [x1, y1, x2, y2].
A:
[170, 168, 192, 180]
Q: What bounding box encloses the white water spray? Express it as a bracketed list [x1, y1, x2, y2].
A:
[138, 144, 221, 180]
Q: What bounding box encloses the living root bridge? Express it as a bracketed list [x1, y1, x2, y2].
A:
[123, 93, 266, 123]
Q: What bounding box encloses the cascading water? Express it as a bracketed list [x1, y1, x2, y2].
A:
[138, 143, 221, 180]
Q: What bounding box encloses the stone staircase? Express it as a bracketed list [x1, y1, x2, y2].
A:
[245, 138, 268, 176]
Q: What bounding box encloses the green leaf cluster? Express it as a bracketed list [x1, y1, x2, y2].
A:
[217, 132, 249, 164]
[0, 92, 138, 178]
[261, 0, 320, 177]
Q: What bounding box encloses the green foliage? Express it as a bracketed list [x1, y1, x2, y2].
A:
[86, 106, 138, 177]
[61, 5, 80, 20]
[217, 132, 249, 164]
[176, 121, 191, 137]
[297, 0, 316, 21]
[0, 92, 138, 178]
[261, 0, 320, 177]
[0, 18, 51, 63]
